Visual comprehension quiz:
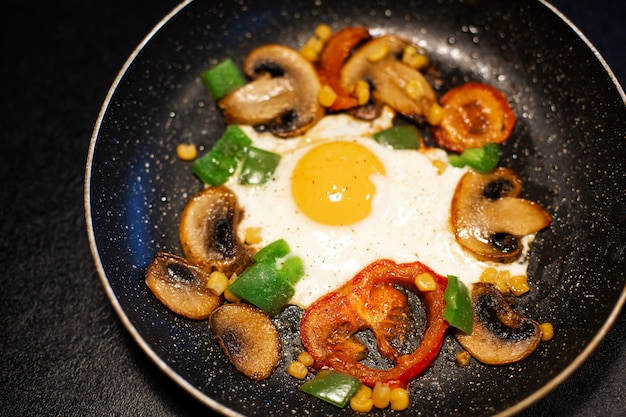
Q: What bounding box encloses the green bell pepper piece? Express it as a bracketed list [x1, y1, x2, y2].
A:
[227, 262, 295, 317]
[253, 238, 291, 263]
[192, 125, 252, 186]
[239, 146, 281, 185]
[277, 255, 305, 287]
[448, 143, 500, 173]
[299, 370, 361, 408]
[444, 275, 473, 334]
[373, 125, 421, 150]
[201, 58, 246, 100]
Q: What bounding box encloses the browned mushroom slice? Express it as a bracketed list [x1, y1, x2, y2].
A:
[210, 303, 281, 380]
[340, 35, 436, 122]
[455, 282, 542, 365]
[219, 44, 324, 137]
[179, 186, 254, 276]
[451, 167, 552, 262]
[145, 251, 222, 319]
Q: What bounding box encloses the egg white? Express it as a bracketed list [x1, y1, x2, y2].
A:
[226, 110, 530, 308]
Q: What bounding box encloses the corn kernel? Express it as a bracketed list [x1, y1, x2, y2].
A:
[244, 227, 262, 245]
[405, 78, 426, 100]
[509, 275, 531, 296]
[176, 143, 197, 161]
[288, 361, 308, 380]
[350, 394, 374, 413]
[354, 80, 370, 105]
[206, 271, 229, 295]
[389, 387, 410, 411]
[318, 84, 338, 107]
[426, 102, 444, 126]
[456, 350, 471, 367]
[314, 24, 333, 42]
[372, 381, 391, 409]
[415, 272, 437, 292]
[367, 44, 389, 63]
[300, 45, 318, 62]
[541, 322, 554, 341]
[432, 159, 447, 175]
[297, 351, 315, 367]
[402, 45, 429, 70]
[224, 273, 241, 302]
[353, 384, 373, 400]
[496, 270, 511, 295]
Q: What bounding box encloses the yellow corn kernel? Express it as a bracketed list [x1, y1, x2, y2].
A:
[432, 159, 447, 175]
[366, 43, 389, 63]
[480, 267, 499, 285]
[287, 361, 308, 380]
[244, 227, 262, 245]
[176, 143, 197, 161]
[297, 351, 315, 367]
[496, 270, 511, 295]
[456, 350, 471, 367]
[350, 387, 374, 413]
[224, 273, 241, 302]
[354, 80, 370, 106]
[389, 387, 410, 411]
[508, 274, 530, 296]
[318, 84, 338, 107]
[315, 24, 333, 42]
[541, 322, 554, 341]
[206, 271, 229, 295]
[402, 45, 429, 70]
[426, 102, 444, 126]
[405, 78, 426, 100]
[415, 272, 437, 292]
[372, 381, 391, 409]
[300, 44, 319, 62]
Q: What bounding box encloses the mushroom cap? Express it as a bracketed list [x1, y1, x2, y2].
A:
[219, 44, 324, 137]
[179, 186, 255, 276]
[451, 167, 552, 262]
[455, 282, 543, 365]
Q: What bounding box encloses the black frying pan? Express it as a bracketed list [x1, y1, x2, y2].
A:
[85, 0, 626, 415]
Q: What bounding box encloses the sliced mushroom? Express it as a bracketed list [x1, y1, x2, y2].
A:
[219, 44, 324, 137]
[451, 167, 552, 262]
[210, 303, 281, 380]
[145, 251, 222, 319]
[455, 282, 542, 365]
[340, 35, 436, 122]
[179, 186, 254, 276]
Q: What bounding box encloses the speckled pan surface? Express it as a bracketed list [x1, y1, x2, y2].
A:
[85, 0, 626, 416]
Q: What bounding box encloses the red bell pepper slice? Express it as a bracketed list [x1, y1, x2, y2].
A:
[317, 27, 371, 111]
[300, 259, 449, 389]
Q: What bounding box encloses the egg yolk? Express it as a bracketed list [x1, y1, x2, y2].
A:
[291, 141, 386, 226]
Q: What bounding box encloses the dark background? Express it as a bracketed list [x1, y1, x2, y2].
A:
[1, 0, 624, 416]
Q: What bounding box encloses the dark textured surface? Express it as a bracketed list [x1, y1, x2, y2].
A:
[1, 1, 624, 416]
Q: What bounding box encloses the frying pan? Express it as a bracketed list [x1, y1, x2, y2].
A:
[85, 0, 626, 415]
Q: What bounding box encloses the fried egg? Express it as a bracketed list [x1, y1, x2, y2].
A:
[226, 108, 529, 308]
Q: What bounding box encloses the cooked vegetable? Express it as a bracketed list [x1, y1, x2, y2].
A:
[192, 125, 252, 186]
[300, 259, 449, 388]
[227, 239, 304, 317]
[451, 167, 552, 262]
[340, 34, 437, 122]
[299, 370, 361, 408]
[432, 82, 515, 153]
[317, 26, 372, 111]
[443, 275, 473, 334]
[201, 58, 247, 100]
[373, 125, 421, 150]
[448, 142, 500, 173]
[454, 282, 543, 365]
[209, 303, 281, 380]
[219, 44, 324, 137]
[145, 251, 222, 319]
[239, 146, 281, 185]
[179, 186, 255, 275]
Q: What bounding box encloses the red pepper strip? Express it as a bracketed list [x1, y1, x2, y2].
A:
[431, 82, 516, 153]
[317, 27, 371, 111]
[300, 259, 449, 389]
